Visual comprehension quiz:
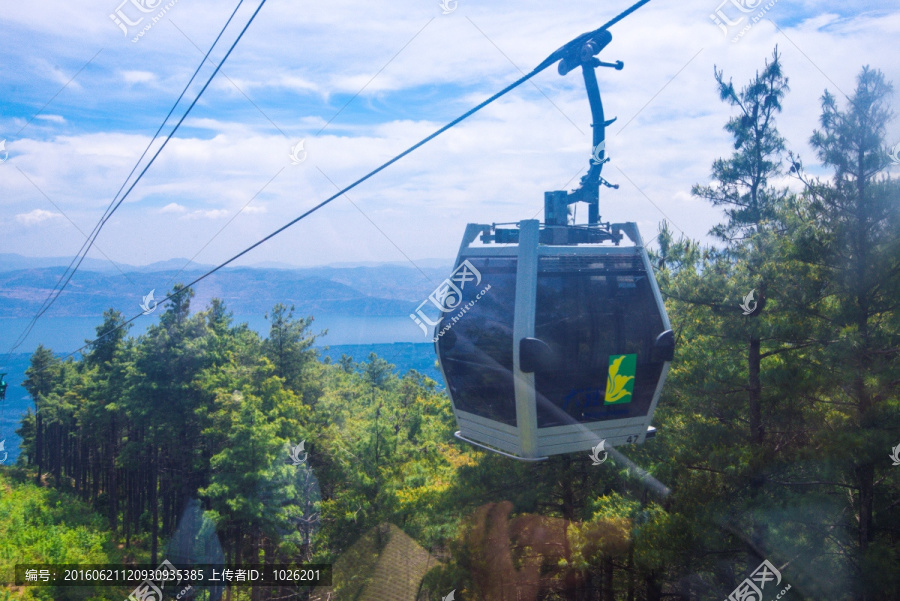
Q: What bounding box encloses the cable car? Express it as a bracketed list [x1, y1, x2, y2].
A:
[433, 23, 674, 460]
[0, 373, 7, 401]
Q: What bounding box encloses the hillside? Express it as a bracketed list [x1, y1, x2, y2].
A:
[0, 469, 134, 600]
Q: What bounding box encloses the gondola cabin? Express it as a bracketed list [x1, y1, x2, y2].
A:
[435, 219, 673, 460]
[428, 13, 674, 459]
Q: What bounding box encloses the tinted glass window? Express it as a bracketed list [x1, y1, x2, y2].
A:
[437, 256, 518, 426]
[533, 254, 666, 427]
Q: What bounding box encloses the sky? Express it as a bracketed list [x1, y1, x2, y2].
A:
[1, 0, 899, 271]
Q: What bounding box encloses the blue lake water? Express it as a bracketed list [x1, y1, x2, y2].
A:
[0, 314, 427, 355]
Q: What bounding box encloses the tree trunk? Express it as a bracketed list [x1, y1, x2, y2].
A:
[748, 336, 762, 444]
[856, 442, 874, 554]
[853, 158, 874, 570]
[151, 445, 159, 565]
[855, 374, 874, 601]
[626, 545, 635, 601]
[645, 571, 662, 601]
[80, 438, 88, 500]
[580, 569, 595, 601]
[602, 556, 614, 601]
[35, 412, 43, 485]
[251, 528, 262, 601]
[225, 530, 234, 601]
[125, 467, 131, 548]
[263, 535, 276, 587]
[55, 425, 61, 483]
[92, 447, 100, 502]
[108, 414, 118, 531]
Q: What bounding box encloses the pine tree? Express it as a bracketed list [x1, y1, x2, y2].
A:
[22, 345, 61, 485]
[691, 47, 790, 445]
[790, 66, 900, 599]
[263, 303, 320, 395]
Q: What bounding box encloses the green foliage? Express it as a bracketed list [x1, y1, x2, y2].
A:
[263, 303, 321, 394]
[693, 46, 790, 243]
[0, 471, 129, 600]
[7, 51, 900, 601]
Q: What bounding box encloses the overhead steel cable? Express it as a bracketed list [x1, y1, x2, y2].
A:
[0, 0, 267, 462]
[3, 0, 263, 358]
[55, 0, 656, 360]
[62, 77, 545, 358]
[86, 1, 250, 261]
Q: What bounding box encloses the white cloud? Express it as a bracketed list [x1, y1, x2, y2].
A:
[222, 74, 320, 95]
[16, 209, 63, 225]
[184, 209, 230, 220]
[35, 114, 66, 124]
[121, 70, 156, 84]
[0, 0, 897, 267]
[160, 203, 187, 213]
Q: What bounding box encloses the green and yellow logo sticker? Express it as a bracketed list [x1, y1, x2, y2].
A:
[605, 354, 636, 404]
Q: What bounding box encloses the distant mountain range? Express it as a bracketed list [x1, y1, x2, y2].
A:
[0, 254, 454, 318]
[0, 253, 452, 274]
[0, 253, 217, 274]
